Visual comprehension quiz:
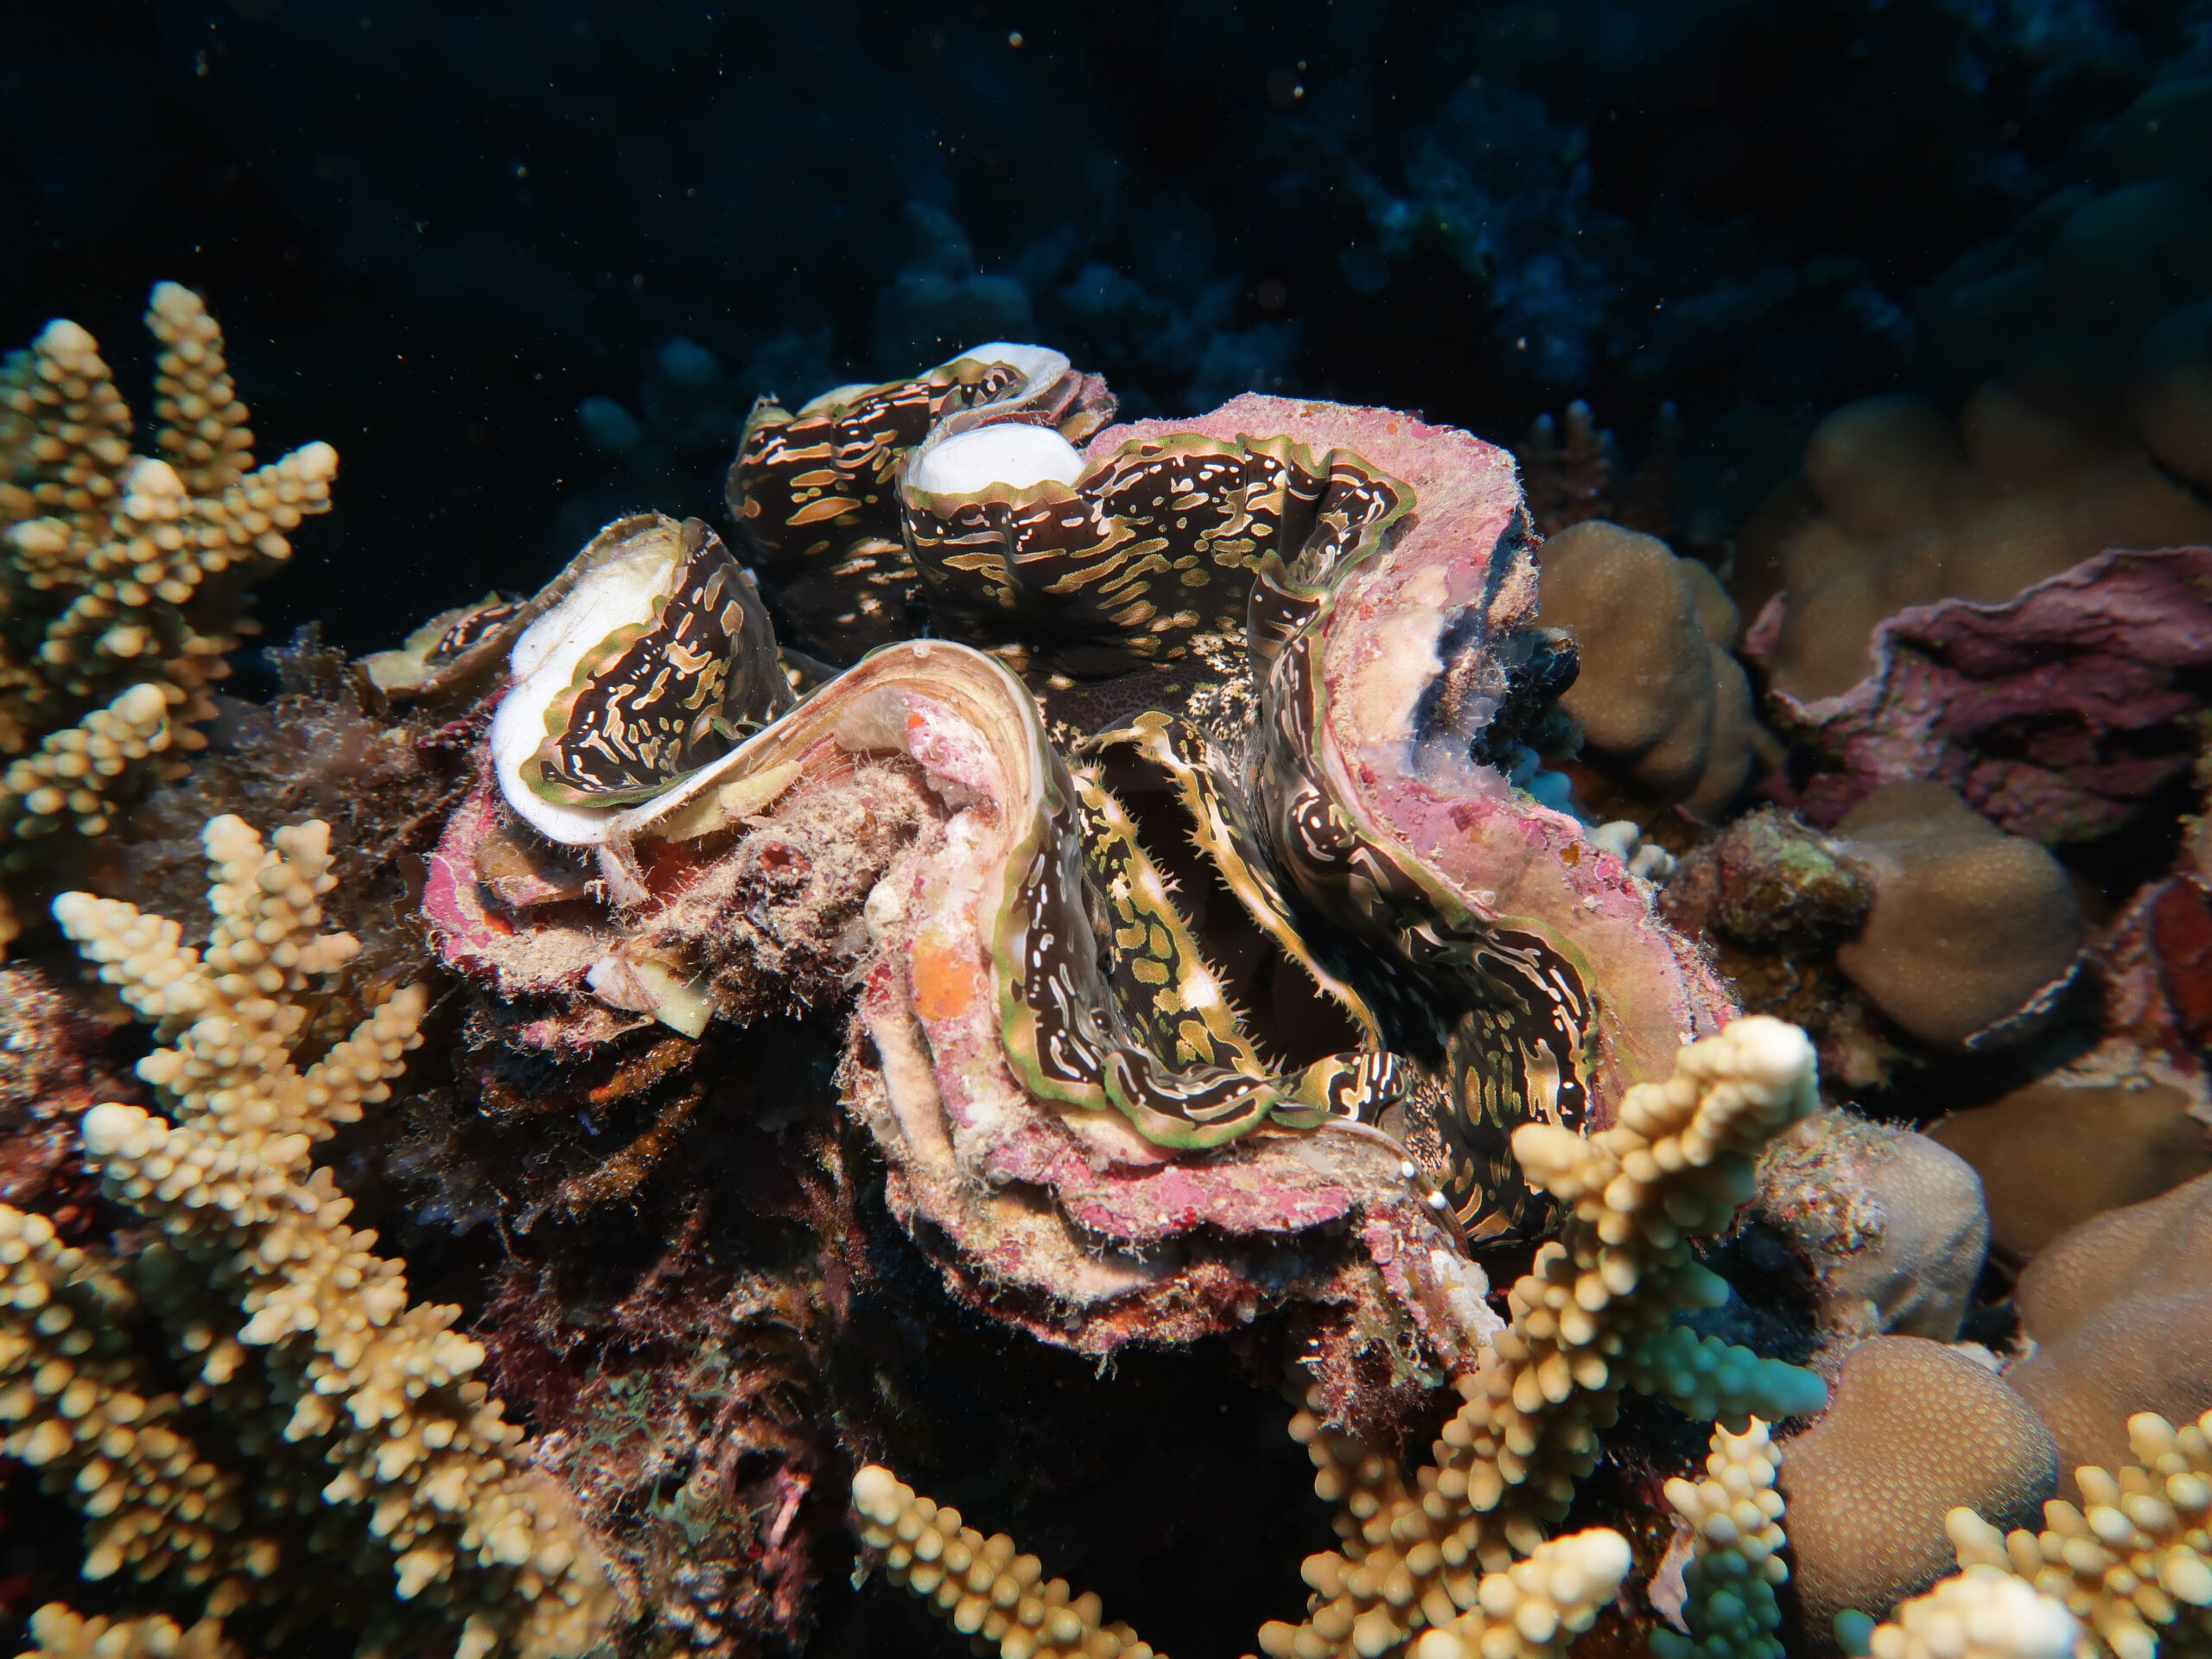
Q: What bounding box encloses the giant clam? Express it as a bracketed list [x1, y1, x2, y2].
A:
[425, 346, 1732, 1356]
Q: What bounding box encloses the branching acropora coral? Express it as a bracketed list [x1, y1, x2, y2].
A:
[1250, 1016, 1823, 1659]
[844, 1019, 1821, 1659]
[1942, 1408, 2212, 1659]
[0, 814, 620, 1659]
[0, 284, 335, 850]
[847, 1465, 1632, 1659]
[0, 1205, 268, 1590]
[1651, 1419, 1790, 1659]
[15, 1603, 242, 1659]
[1855, 1569, 2081, 1659]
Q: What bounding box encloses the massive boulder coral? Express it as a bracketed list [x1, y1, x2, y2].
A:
[1930, 1079, 2211, 1264]
[2005, 1170, 2212, 1494]
[1533, 518, 1760, 817]
[3, 813, 615, 1659]
[1779, 1337, 2057, 1656]
[0, 285, 335, 887]
[1827, 783, 2083, 1051]
[1740, 388, 2212, 710]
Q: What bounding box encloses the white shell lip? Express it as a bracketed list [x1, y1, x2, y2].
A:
[491, 526, 685, 846]
[909, 423, 1086, 496]
[953, 341, 1069, 393]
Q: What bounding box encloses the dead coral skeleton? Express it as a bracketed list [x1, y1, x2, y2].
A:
[0, 813, 617, 1659]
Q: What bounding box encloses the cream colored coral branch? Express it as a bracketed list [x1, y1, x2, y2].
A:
[849, 1463, 1630, 1659]
[851, 1464, 1161, 1659]
[0, 284, 335, 845]
[1861, 1568, 2081, 1659]
[1943, 1408, 2212, 1659]
[15, 1602, 242, 1659]
[48, 815, 618, 1659]
[1258, 1017, 1822, 1659]
[0, 1205, 272, 1597]
[0, 681, 170, 839]
[1651, 1418, 1789, 1659]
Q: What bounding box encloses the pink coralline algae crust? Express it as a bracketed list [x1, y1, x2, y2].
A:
[1749, 546, 2212, 842]
[1095, 397, 1738, 1111]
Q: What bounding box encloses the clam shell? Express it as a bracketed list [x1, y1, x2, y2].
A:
[490, 512, 791, 842]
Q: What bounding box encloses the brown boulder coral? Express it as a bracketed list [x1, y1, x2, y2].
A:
[1741, 385, 2212, 706]
[1930, 1080, 2212, 1264]
[1829, 783, 2083, 1050]
[2007, 1170, 2212, 1494]
[1534, 518, 1761, 817]
[1779, 1336, 2057, 1654]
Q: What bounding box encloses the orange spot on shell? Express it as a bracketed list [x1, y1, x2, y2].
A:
[911, 936, 978, 1021]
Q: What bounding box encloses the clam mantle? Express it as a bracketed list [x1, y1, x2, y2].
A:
[423, 353, 1732, 1370]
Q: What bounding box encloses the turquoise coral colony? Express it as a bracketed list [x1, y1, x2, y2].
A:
[3, 300, 2212, 1659]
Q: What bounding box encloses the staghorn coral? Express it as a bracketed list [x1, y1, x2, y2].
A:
[1849, 1568, 2080, 1659]
[830, 1017, 1816, 1659]
[16, 1604, 243, 1659]
[848, 1459, 1634, 1659]
[8, 812, 618, 1659]
[1244, 1016, 1824, 1659]
[0, 285, 336, 869]
[0, 1205, 264, 1592]
[1942, 1408, 2212, 1659]
[1781, 1338, 2057, 1656]
[1651, 1418, 1790, 1659]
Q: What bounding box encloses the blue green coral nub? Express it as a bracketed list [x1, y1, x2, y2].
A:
[1655, 1419, 1793, 1659]
[1626, 1324, 1829, 1429]
[1652, 1552, 1787, 1659]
